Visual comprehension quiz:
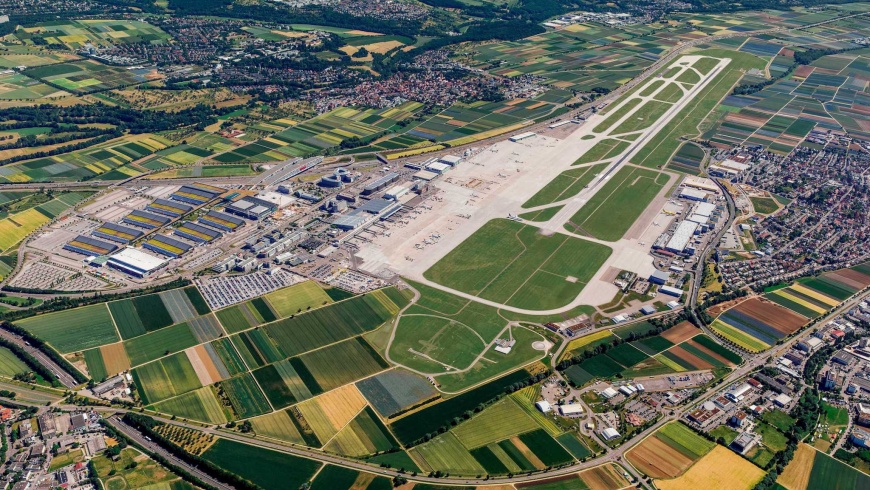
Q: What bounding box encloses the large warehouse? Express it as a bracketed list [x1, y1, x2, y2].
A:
[175, 222, 222, 243]
[143, 234, 193, 257]
[170, 183, 224, 206]
[92, 222, 144, 244]
[665, 221, 699, 254]
[199, 210, 245, 232]
[224, 197, 277, 220]
[106, 248, 168, 278]
[146, 199, 193, 218]
[122, 210, 170, 230]
[64, 235, 119, 256]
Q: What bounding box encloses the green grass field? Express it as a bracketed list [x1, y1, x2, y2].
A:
[565, 166, 669, 241]
[0, 347, 29, 377]
[424, 219, 611, 310]
[656, 422, 715, 458]
[263, 293, 398, 358]
[808, 448, 870, 489]
[218, 374, 272, 419]
[522, 163, 608, 208]
[452, 398, 542, 449]
[750, 196, 779, 215]
[296, 338, 389, 392]
[132, 352, 201, 405]
[202, 439, 322, 490]
[150, 387, 227, 425]
[412, 432, 485, 475]
[17, 304, 119, 353]
[263, 281, 333, 318]
[123, 323, 198, 367]
[389, 314, 485, 373]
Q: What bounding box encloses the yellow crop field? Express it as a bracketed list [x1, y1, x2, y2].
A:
[250, 411, 305, 445]
[323, 424, 372, 457]
[656, 446, 764, 490]
[0, 208, 51, 252]
[296, 385, 367, 443]
[790, 284, 839, 306]
[100, 343, 131, 376]
[777, 443, 814, 490]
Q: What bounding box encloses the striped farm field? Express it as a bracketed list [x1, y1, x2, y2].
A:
[296, 384, 368, 444]
[132, 352, 202, 405]
[411, 432, 484, 476]
[0, 347, 28, 377]
[799, 276, 857, 301]
[83, 343, 131, 381]
[627, 422, 715, 479]
[263, 280, 332, 318]
[710, 319, 770, 353]
[713, 297, 807, 351]
[17, 304, 119, 353]
[0, 207, 51, 252]
[294, 337, 389, 392]
[453, 397, 541, 449]
[777, 443, 870, 490]
[262, 292, 399, 358]
[322, 406, 398, 457]
[123, 323, 198, 367]
[766, 288, 828, 318]
[151, 387, 227, 425]
[217, 373, 272, 419]
[789, 283, 840, 307]
[250, 410, 305, 445]
[561, 330, 616, 361]
[356, 368, 438, 418]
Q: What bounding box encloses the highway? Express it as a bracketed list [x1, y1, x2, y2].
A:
[0, 328, 80, 388]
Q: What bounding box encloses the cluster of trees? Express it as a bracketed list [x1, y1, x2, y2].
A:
[557, 313, 688, 372]
[121, 413, 261, 490]
[697, 286, 748, 324]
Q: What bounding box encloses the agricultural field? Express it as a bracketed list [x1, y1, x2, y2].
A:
[0, 71, 68, 100]
[293, 337, 389, 392]
[17, 303, 119, 353]
[131, 352, 202, 405]
[24, 60, 163, 95]
[564, 166, 670, 241]
[711, 297, 808, 352]
[150, 387, 227, 425]
[323, 406, 398, 457]
[216, 373, 272, 419]
[0, 347, 29, 377]
[778, 443, 870, 490]
[308, 465, 392, 490]
[423, 219, 611, 310]
[515, 463, 631, 489]
[123, 323, 199, 366]
[295, 384, 368, 444]
[109, 286, 205, 340]
[16, 20, 169, 50]
[83, 343, 130, 381]
[262, 281, 333, 318]
[0, 191, 92, 251]
[262, 291, 399, 357]
[627, 422, 715, 479]
[201, 439, 321, 490]
[0, 134, 171, 183]
[655, 445, 765, 490]
[212, 103, 423, 162]
[356, 368, 438, 418]
[668, 142, 706, 174]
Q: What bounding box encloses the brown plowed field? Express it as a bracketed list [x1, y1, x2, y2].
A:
[734, 297, 806, 335]
[627, 435, 694, 479]
[662, 322, 699, 344]
[685, 339, 734, 366]
[669, 346, 713, 370]
[580, 464, 631, 490]
[826, 269, 870, 290]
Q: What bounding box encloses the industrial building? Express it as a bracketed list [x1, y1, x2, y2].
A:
[649, 270, 670, 285]
[426, 162, 451, 174]
[170, 183, 224, 205]
[438, 155, 462, 166]
[92, 222, 143, 244]
[679, 187, 708, 201]
[362, 172, 400, 195]
[665, 221, 699, 254]
[509, 132, 536, 142]
[146, 199, 192, 218]
[320, 168, 351, 188]
[693, 202, 717, 217]
[600, 428, 620, 441]
[224, 196, 277, 220]
[199, 210, 245, 232]
[143, 234, 193, 257]
[384, 184, 411, 201]
[64, 235, 118, 256]
[175, 222, 222, 243]
[658, 285, 682, 297]
[332, 213, 369, 231]
[559, 404, 584, 417]
[122, 210, 170, 230]
[106, 248, 168, 278]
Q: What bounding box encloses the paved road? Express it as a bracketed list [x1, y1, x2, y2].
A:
[0, 328, 80, 388]
[105, 415, 234, 490]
